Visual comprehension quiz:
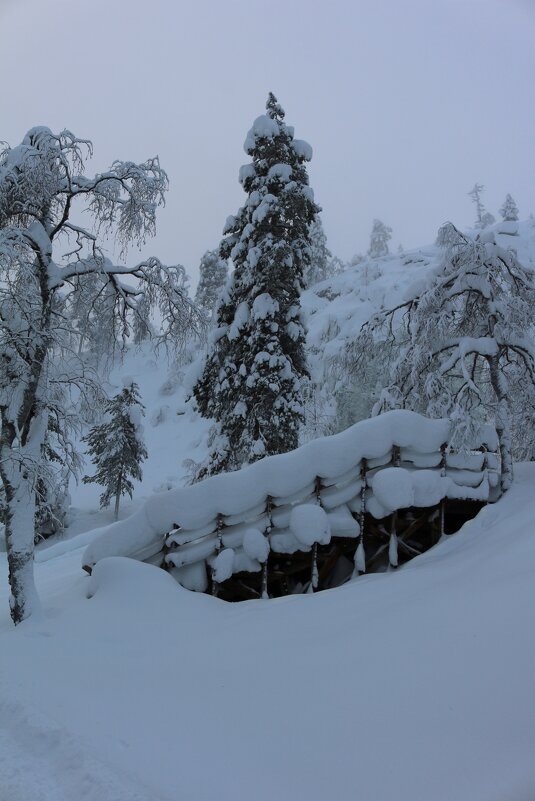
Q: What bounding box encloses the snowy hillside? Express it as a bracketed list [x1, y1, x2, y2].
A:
[53, 218, 535, 541]
[1, 464, 535, 801]
[48, 349, 211, 541]
[303, 218, 535, 365]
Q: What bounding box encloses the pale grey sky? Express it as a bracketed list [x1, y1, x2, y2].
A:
[1, 0, 534, 282]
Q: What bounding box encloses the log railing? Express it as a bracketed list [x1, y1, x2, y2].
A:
[82, 411, 501, 598]
[163, 438, 500, 595]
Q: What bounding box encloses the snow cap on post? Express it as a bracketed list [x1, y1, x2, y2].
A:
[290, 504, 331, 546]
[211, 548, 235, 583]
[243, 528, 270, 563]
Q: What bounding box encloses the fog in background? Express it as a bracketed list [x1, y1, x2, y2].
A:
[1, 0, 534, 283]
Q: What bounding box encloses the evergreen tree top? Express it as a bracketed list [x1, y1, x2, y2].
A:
[266, 92, 285, 120]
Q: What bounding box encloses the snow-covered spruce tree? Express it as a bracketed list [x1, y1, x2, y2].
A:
[468, 183, 495, 228]
[304, 215, 332, 287]
[83, 381, 147, 520]
[368, 219, 392, 258]
[499, 193, 519, 222]
[346, 223, 535, 492]
[194, 93, 319, 476]
[195, 249, 229, 321]
[0, 127, 203, 623]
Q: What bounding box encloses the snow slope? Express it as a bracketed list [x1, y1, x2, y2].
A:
[1, 464, 535, 801]
[303, 218, 535, 366]
[44, 348, 211, 544]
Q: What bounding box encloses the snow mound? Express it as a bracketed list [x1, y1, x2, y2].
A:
[290, 504, 331, 546]
[243, 529, 270, 562]
[5, 466, 535, 801]
[372, 467, 414, 513]
[211, 548, 235, 583]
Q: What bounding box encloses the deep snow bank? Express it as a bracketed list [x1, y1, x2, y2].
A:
[1, 465, 535, 801]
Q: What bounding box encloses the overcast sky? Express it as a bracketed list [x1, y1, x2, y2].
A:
[1, 0, 534, 283]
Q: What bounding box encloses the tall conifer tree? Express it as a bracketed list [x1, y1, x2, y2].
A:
[194, 93, 319, 476]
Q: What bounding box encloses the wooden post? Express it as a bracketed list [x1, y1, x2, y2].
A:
[389, 511, 398, 568]
[389, 446, 400, 567]
[211, 514, 224, 597]
[310, 476, 323, 591]
[261, 496, 273, 600]
[161, 523, 179, 570]
[481, 443, 488, 500]
[439, 443, 447, 540]
[354, 458, 367, 575]
[311, 542, 319, 591]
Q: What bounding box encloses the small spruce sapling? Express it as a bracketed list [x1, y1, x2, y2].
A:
[368, 219, 392, 258]
[195, 250, 229, 321]
[499, 194, 519, 222]
[304, 216, 332, 286]
[83, 381, 148, 520]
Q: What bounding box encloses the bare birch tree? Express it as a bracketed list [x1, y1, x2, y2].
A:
[346, 224, 535, 493]
[0, 127, 204, 623]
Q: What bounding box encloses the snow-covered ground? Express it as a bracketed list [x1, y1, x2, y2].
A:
[3, 220, 532, 799]
[1, 464, 535, 801]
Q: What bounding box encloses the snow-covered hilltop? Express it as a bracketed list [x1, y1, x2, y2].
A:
[304, 218, 535, 366]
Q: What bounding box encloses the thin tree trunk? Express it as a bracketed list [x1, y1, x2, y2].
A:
[0, 244, 52, 623]
[488, 353, 513, 492]
[114, 474, 123, 521]
[3, 475, 42, 624]
[1, 408, 47, 625]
